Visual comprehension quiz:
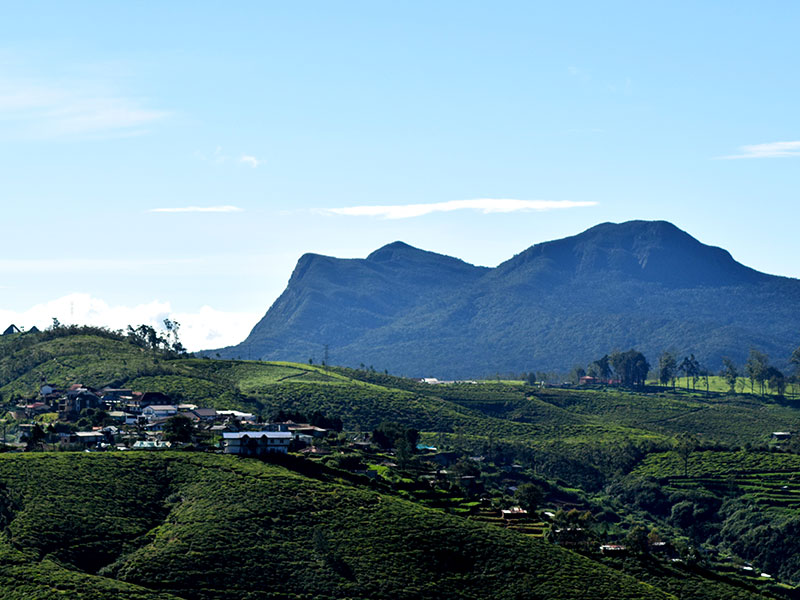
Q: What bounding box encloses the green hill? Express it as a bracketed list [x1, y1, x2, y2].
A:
[0, 452, 670, 600]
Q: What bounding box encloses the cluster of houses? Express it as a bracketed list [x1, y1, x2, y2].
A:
[10, 383, 333, 454]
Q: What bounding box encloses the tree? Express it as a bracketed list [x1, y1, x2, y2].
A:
[791, 344, 800, 374]
[163, 414, 194, 443]
[163, 318, 185, 354]
[679, 354, 700, 390]
[569, 365, 586, 384]
[766, 366, 786, 397]
[658, 351, 677, 388]
[675, 433, 697, 477]
[514, 482, 545, 512]
[746, 349, 769, 396]
[721, 358, 738, 394]
[609, 349, 650, 387]
[25, 424, 46, 451]
[588, 355, 611, 381]
[625, 525, 650, 554]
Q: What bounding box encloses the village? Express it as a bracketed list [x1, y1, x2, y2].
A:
[5, 382, 330, 454]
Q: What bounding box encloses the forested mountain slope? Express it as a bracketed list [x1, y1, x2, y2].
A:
[214, 221, 800, 378]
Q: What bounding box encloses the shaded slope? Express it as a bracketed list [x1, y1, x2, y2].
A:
[215, 221, 800, 377]
[0, 453, 671, 600]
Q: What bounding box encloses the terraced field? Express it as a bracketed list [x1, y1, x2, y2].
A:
[633, 451, 800, 509]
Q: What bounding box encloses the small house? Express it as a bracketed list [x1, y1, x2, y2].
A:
[222, 431, 292, 456]
[70, 431, 105, 448]
[142, 405, 178, 421]
[501, 506, 528, 520]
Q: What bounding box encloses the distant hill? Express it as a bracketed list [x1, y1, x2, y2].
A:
[213, 220, 800, 378]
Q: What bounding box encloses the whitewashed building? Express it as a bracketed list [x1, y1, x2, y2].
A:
[222, 431, 292, 456]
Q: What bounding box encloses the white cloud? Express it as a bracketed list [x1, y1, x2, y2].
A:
[718, 141, 800, 159]
[322, 198, 598, 220]
[148, 205, 243, 213]
[0, 77, 168, 139]
[239, 155, 263, 168]
[0, 293, 259, 351]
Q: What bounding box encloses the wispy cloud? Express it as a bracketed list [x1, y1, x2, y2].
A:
[196, 147, 264, 168]
[0, 76, 168, 139]
[0, 293, 258, 351]
[718, 141, 800, 159]
[148, 205, 243, 214]
[239, 155, 263, 168]
[322, 198, 598, 220]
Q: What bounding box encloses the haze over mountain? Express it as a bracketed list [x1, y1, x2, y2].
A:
[213, 221, 800, 378]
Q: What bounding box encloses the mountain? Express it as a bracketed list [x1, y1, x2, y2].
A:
[214, 221, 800, 378]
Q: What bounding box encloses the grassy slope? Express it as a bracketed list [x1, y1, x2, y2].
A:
[0, 333, 666, 448]
[0, 452, 671, 600]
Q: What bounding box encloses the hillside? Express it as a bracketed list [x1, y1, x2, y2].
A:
[0, 452, 671, 600]
[3, 332, 800, 596]
[212, 220, 800, 378]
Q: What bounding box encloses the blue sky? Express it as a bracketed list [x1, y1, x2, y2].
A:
[1, 1, 798, 349]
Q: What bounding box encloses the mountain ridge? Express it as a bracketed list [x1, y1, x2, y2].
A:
[212, 220, 800, 377]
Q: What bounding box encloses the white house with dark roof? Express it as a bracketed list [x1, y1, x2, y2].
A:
[222, 431, 291, 456]
[141, 405, 178, 421]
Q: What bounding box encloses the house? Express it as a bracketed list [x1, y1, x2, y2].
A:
[132, 440, 171, 450]
[217, 410, 257, 423]
[141, 405, 178, 421]
[190, 408, 218, 422]
[139, 392, 173, 408]
[144, 417, 171, 432]
[99, 388, 133, 404]
[221, 431, 292, 456]
[69, 431, 106, 448]
[39, 384, 61, 397]
[2, 325, 20, 336]
[579, 376, 598, 385]
[772, 431, 792, 441]
[59, 389, 101, 418]
[24, 402, 52, 418]
[501, 506, 528, 520]
[600, 544, 628, 555]
[107, 411, 137, 425]
[282, 422, 328, 438]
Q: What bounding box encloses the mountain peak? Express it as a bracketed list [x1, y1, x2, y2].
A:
[500, 219, 762, 287]
[366, 241, 424, 262]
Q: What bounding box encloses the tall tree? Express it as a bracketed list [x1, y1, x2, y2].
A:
[163, 414, 194, 443]
[658, 351, 677, 388]
[675, 433, 697, 477]
[679, 354, 700, 390]
[588, 355, 611, 381]
[721, 358, 739, 394]
[766, 366, 786, 397]
[609, 349, 650, 387]
[745, 349, 769, 396]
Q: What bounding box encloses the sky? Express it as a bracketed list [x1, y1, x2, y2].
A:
[1, 1, 798, 350]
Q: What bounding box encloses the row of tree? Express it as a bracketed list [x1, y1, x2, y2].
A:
[572, 349, 651, 387]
